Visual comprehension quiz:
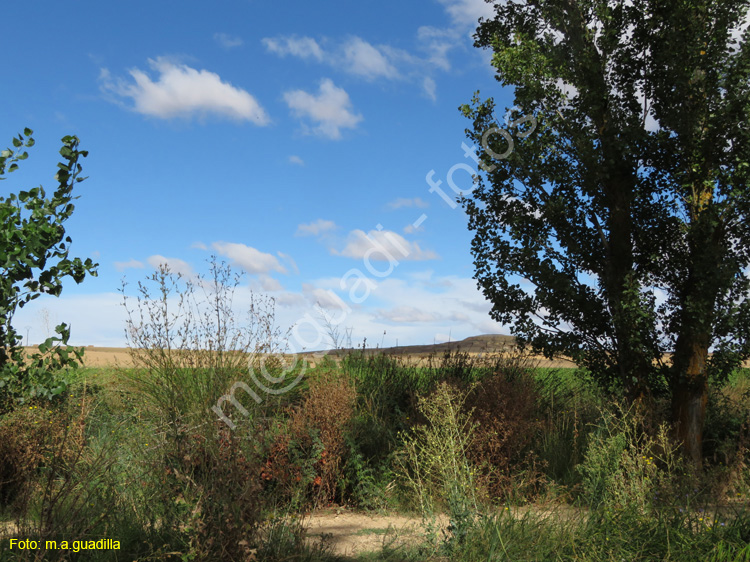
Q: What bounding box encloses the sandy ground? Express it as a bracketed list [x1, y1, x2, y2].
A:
[301, 505, 586, 558]
[301, 509, 448, 557]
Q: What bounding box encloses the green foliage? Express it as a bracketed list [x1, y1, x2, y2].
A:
[461, 0, 750, 465]
[578, 403, 684, 513]
[0, 129, 97, 412]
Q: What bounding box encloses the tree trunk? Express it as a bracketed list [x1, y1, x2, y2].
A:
[671, 335, 709, 467]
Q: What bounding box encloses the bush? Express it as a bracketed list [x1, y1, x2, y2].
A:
[116, 256, 297, 559]
[262, 368, 356, 507]
[577, 402, 684, 513]
[0, 388, 144, 561]
[463, 359, 545, 502]
[397, 381, 479, 550]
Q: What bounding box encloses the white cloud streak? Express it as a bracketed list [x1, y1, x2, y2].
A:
[296, 219, 338, 237]
[262, 36, 326, 61]
[387, 197, 429, 210]
[214, 32, 243, 49]
[114, 259, 144, 271]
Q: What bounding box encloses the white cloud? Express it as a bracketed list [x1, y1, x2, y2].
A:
[191, 241, 208, 250]
[262, 36, 326, 61]
[283, 79, 363, 139]
[417, 26, 460, 71]
[263, 33, 460, 101]
[296, 219, 337, 237]
[214, 32, 243, 49]
[274, 292, 307, 308]
[288, 155, 305, 166]
[423, 76, 437, 101]
[114, 259, 144, 271]
[147, 255, 195, 277]
[343, 37, 399, 80]
[387, 197, 429, 210]
[333, 229, 439, 261]
[258, 274, 283, 291]
[302, 283, 349, 309]
[376, 305, 441, 323]
[437, 0, 495, 28]
[263, 35, 400, 81]
[211, 242, 287, 275]
[277, 251, 300, 275]
[13, 272, 508, 349]
[100, 57, 270, 124]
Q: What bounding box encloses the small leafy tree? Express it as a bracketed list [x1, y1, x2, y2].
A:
[0, 129, 98, 412]
[461, 0, 750, 465]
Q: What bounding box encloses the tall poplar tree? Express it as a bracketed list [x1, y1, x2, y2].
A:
[461, 0, 750, 465]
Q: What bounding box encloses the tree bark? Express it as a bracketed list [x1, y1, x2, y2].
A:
[671, 334, 709, 467]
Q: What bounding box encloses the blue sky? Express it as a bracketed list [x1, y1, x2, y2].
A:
[1, 0, 517, 350]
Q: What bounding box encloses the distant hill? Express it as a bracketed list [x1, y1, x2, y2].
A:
[304, 334, 518, 358]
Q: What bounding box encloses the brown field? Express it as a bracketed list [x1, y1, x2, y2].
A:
[27, 334, 578, 369]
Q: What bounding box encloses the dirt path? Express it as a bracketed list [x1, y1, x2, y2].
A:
[302, 509, 449, 558]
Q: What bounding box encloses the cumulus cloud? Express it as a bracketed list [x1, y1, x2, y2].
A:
[147, 255, 195, 277]
[302, 283, 350, 310]
[262, 36, 326, 61]
[214, 32, 243, 49]
[100, 57, 270, 124]
[258, 274, 283, 291]
[288, 155, 305, 166]
[436, 0, 495, 28]
[114, 259, 144, 271]
[211, 242, 287, 274]
[387, 197, 429, 210]
[296, 219, 337, 237]
[343, 37, 399, 79]
[333, 229, 439, 261]
[283, 79, 363, 139]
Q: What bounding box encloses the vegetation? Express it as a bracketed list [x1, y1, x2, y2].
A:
[0, 129, 98, 413]
[460, 0, 750, 466]
[1, 260, 748, 560]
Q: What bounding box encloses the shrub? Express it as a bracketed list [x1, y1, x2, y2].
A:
[263, 368, 356, 507]
[117, 256, 295, 559]
[397, 381, 479, 549]
[577, 402, 684, 513]
[0, 388, 141, 561]
[463, 360, 545, 502]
